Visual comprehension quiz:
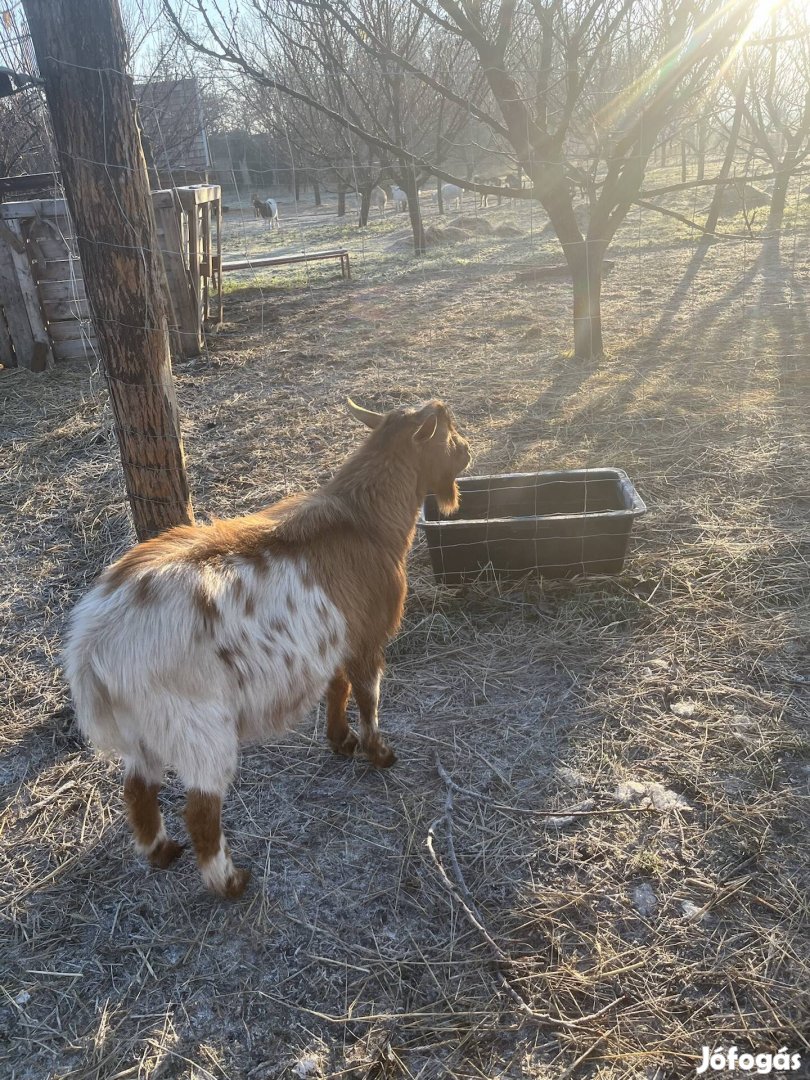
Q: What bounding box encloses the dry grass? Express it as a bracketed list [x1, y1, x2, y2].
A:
[1, 174, 808, 1079]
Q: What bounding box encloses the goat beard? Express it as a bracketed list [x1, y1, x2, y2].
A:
[434, 478, 460, 516]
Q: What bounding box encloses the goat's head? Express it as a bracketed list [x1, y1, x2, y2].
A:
[348, 399, 471, 515]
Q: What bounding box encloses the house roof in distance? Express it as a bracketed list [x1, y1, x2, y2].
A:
[135, 77, 210, 172]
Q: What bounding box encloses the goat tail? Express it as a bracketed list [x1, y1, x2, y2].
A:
[64, 642, 124, 756]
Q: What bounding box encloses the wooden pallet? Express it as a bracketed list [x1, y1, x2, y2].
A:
[0, 185, 222, 369]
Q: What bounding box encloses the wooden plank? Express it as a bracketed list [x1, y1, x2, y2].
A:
[220, 249, 349, 272]
[200, 202, 211, 321]
[39, 278, 87, 302]
[155, 198, 201, 357]
[29, 233, 78, 261]
[177, 185, 221, 207]
[195, 186, 220, 204]
[42, 296, 91, 320]
[153, 204, 183, 357]
[28, 215, 76, 241]
[47, 318, 94, 342]
[0, 198, 68, 220]
[0, 246, 36, 368]
[52, 335, 98, 361]
[0, 305, 14, 367]
[0, 220, 26, 253]
[200, 202, 212, 276]
[186, 198, 202, 337]
[6, 221, 53, 371]
[0, 173, 60, 197]
[150, 189, 175, 210]
[34, 255, 83, 281]
[216, 194, 223, 325]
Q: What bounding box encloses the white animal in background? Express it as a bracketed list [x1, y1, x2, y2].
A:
[370, 186, 388, 217]
[252, 194, 280, 228]
[390, 185, 408, 211]
[440, 183, 463, 212]
[263, 197, 280, 229]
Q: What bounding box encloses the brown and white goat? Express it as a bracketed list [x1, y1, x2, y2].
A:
[64, 400, 471, 899]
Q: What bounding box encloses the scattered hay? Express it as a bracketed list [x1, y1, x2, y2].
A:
[424, 224, 470, 245]
[2, 191, 808, 1079]
[515, 259, 615, 282]
[387, 225, 472, 251]
[448, 215, 494, 234]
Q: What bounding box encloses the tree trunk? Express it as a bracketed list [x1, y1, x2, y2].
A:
[697, 120, 707, 182]
[24, 0, 194, 541]
[359, 183, 372, 226]
[294, 171, 301, 201]
[437, 180, 444, 215]
[313, 174, 321, 206]
[569, 242, 605, 360]
[239, 155, 251, 193]
[401, 166, 425, 256]
[337, 182, 346, 217]
[703, 76, 746, 241]
[767, 154, 795, 234]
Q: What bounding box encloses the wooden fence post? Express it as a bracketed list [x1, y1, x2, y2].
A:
[23, 0, 194, 540]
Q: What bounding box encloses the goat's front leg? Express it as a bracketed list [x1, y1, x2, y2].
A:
[327, 671, 358, 757]
[348, 656, 396, 768]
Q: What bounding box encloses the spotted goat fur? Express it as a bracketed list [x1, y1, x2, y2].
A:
[64, 400, 471, 899]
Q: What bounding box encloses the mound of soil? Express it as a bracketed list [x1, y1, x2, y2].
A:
[448, 215, 494, 234]
[717, 181, 770, 214]
[493, 223, 522, 237]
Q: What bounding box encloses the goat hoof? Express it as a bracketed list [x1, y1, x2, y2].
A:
[216, 866, 250, 901]
[367, 743, 396, 769]
[149, 839, 185, 869]
[331, 730, 359, 758]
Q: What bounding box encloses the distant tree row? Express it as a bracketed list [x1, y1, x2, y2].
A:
[156, 0, 810, 358]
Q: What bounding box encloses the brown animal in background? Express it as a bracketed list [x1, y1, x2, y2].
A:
[64, 400, 471, 899]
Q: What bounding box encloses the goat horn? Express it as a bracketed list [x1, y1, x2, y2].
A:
[347, 397, 385, 430]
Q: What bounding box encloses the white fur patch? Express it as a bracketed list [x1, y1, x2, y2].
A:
[200, 836, 234, 894]
[65, 555, 348, 793]
[136, 823, 167, 857]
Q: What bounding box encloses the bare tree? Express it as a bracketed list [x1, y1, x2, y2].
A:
[164, 0, 755, 358]
[0, 91, 50, 178]
[740, 6, 810, 234]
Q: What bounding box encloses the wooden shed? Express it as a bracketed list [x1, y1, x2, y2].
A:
[0, 184, 222, 371]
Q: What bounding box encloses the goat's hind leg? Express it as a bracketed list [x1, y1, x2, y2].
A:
[185, 789, 250, 900]
[348, 656, 396, 768]
[327, 671, 358, 757]
[123, 753, 184, 870]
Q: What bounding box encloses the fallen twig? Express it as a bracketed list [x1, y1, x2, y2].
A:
[426, 755, 625, 1031]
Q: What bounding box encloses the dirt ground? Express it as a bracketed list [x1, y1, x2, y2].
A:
[1, 178, 808, 1079]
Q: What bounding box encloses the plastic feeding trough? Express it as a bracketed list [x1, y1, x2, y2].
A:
[419, 469, 646, 585]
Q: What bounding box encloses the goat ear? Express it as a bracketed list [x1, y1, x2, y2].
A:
[347, 397, 385, 430]
[412, 411, 439, 443]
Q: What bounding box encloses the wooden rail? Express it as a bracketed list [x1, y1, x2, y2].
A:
[219, 248, 351, 281]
